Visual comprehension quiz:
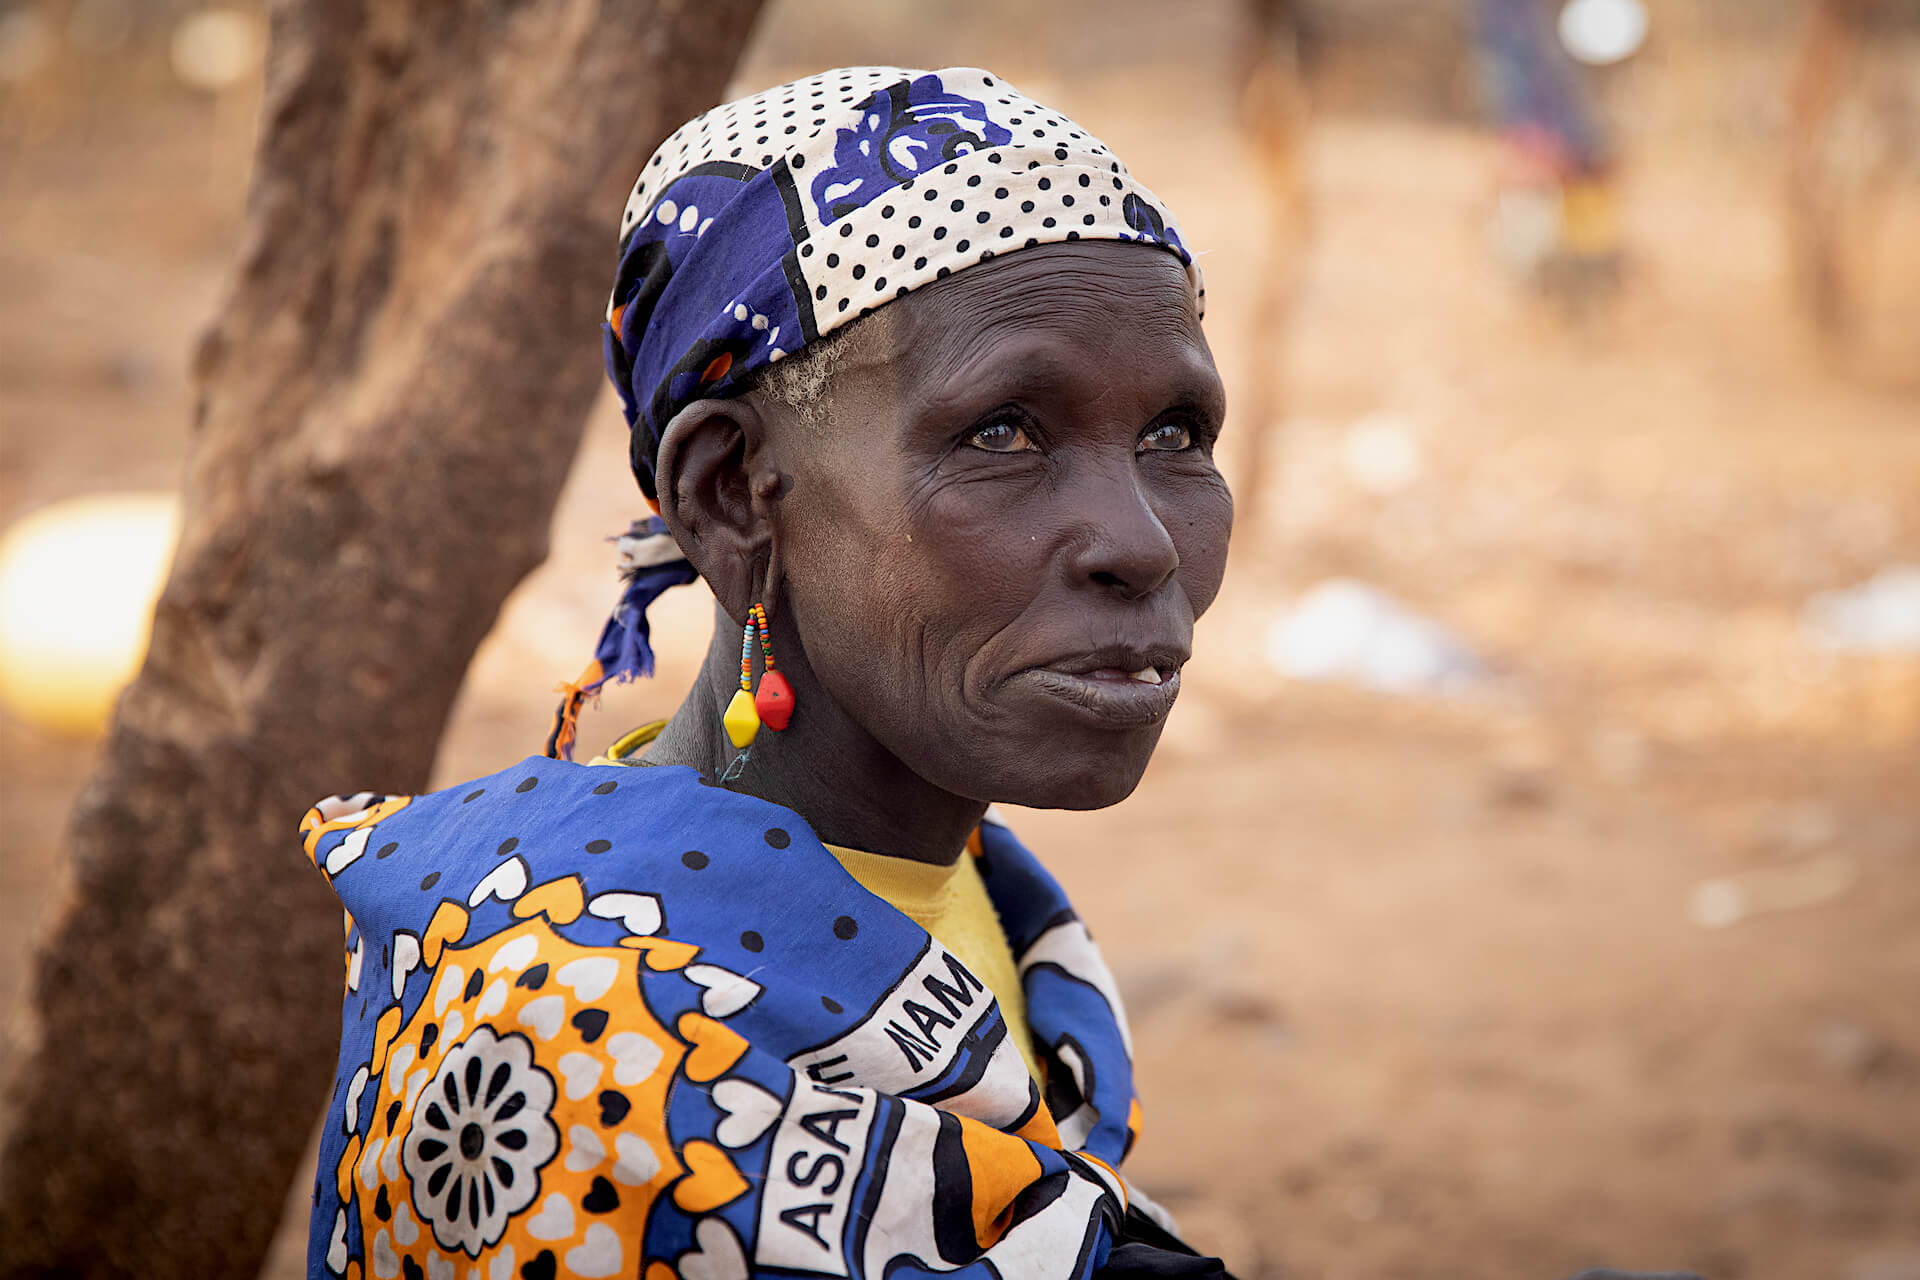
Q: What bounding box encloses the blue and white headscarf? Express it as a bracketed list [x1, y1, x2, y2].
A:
[550, 67, 1204, 758]
[605, 65, 1203, 499]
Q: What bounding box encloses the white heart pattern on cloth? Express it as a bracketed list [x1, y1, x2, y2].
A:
[487, 933, 539, 974]
[468, 856, 528, 908]
[370, 1228, 399, 1280]
[391, 1201, 419, 1247]
[611, 1131, 659, 1186]
[487, 1245, 515, 1280]
[556, 956, 618, 1002]
[380, 1128, 402, 1182]
[682, 964, 762, 1018]
[557, 1051, 603, 1101]
[389, 931, 421, 1001]
[586, 891, 662, 937]
[676, 1215, 747, 1280]
[709, 1078, 782, 1149]
[402, 1065, 431, 1115]
[565, 1123, 606, 1172]
[314, 791, 378, 822]
[357, 1134, 385, 1194]
[326, 1209, 348, 1274]
[606, 1031, 663, 1086]
[526, 1191, 575, 1241]
[474, 977, 508, 1021]
[566, 1223, 624, 1279]
[343, 1065, 369, 1135]
[383, 1043, 416, 1096]
[425, 1251, 453, 1280]
[516, 994, 566, 1042]
[325, 825, 372, 875]
[433, 965, 466, 1017]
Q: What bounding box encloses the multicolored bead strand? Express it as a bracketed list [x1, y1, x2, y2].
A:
[723, 611, 761, 748]
[749, 602, 795, 730]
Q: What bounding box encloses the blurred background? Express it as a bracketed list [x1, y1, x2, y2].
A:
[2, 0, 1917, 1276]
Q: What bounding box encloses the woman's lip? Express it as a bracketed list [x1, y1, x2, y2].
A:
[1015, 667, 1182, 727]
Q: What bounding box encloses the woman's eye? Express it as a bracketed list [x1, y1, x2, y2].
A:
[968, 420, 1036, 453]
[1139, 422, 1193, 452]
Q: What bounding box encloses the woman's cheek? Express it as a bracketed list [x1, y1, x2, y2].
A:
[1173, 479, 1234, 616]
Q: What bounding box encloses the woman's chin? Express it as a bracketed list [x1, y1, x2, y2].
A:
[988, 729, 1163, 811]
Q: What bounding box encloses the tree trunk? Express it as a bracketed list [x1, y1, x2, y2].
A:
[0, 2, 762, 1276]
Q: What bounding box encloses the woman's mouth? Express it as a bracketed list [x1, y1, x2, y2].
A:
[1103, 665, 1165, 685]
[1016, 662, 1182, 726]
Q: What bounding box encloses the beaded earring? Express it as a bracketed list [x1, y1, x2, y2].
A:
[750, 603, 796, 730]
[722, 603, 795, 748]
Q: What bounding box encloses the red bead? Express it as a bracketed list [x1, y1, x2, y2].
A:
[753, 669, 795, 731]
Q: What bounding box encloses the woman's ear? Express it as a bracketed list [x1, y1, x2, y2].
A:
[655, 397, 774, 621]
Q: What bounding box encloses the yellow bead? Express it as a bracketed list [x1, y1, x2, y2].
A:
[723, 687, 761, 748]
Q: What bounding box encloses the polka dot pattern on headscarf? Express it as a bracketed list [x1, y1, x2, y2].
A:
[602, 66, 1203, 502]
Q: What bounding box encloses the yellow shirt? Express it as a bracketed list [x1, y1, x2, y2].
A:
[595, 723, 1042, 1084]
[823, 842, 1042, 1084]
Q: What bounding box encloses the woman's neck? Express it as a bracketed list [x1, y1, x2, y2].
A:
[641, 605, 987, 867]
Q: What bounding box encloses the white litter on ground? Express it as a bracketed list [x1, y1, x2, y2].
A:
[1263, 578, 1489, 696]
[1802, 566, 1920, 655]
[1689, 855, 1857, 930]
[1340, 412, 1425, 496]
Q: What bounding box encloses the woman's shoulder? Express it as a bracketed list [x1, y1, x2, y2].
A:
[298, 756, 830, 931]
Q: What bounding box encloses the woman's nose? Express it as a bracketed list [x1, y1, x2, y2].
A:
[1068, 465, 1179, 600]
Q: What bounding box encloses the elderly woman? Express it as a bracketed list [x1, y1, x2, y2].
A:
[303, 68, 1230, 1280]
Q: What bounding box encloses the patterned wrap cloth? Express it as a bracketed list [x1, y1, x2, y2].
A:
[304, 764, 1210, 1280]
[548, 66, 1204, 761]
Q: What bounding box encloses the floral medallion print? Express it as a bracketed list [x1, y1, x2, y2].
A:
[403, 1026, 559, 1256]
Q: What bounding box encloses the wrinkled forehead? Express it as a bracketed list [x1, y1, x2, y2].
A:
[879, 241, 1213, 393]
[773, 244, 1221, 459]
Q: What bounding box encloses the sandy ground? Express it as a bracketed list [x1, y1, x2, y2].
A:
[4, 21, 1920, 1280]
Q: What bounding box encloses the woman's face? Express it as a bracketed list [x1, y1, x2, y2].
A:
[773, 241, 1231, 810]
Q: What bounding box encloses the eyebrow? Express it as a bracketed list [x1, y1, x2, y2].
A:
[915, 331, 1217, 424]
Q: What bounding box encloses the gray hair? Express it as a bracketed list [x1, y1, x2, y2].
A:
[742, 307, 891, 433]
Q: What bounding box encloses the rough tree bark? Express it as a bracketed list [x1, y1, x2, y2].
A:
[1232, 0, 1311, 529]
[1786, 0, 1873, 341]
[0, 2, 762, 1276]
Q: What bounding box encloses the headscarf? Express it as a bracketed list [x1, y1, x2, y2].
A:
[548, 66, 1203, 759]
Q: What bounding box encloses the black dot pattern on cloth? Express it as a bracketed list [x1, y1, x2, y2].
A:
[608, 65, 1204, 390]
